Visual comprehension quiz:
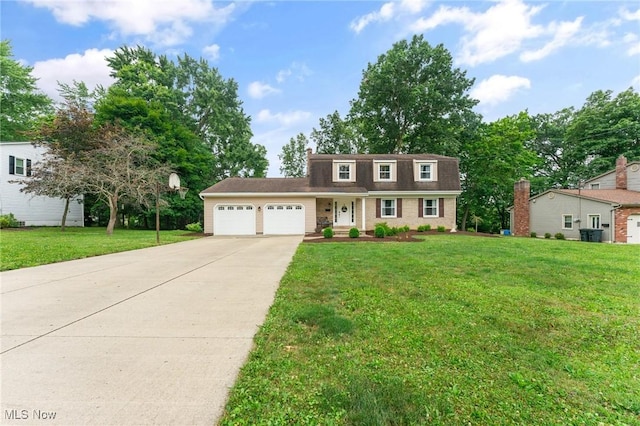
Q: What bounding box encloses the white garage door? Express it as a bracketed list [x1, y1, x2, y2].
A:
[214, 204, 256, 235]
[264, 204, 305, 235]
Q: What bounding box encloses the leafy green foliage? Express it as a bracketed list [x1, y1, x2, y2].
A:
[350, 35, 477, 155]
[0, 213, 20, 228]
[437, 225, 446, 232]
[185, 222, 202, 233]
[0, 40, 52, 141]
[348, 228, 360, 238]
[221, 237, 640, 425]
[417, 224, 431, 232]
[554, 232, 565, 240]
[545, 233, 552, 239]
[323, 227, 334, 238]
[278, 133, 308, 177]
[530, 232, 537, 238]
[311, 110, 364, 154]
[374, 225, 386, 238]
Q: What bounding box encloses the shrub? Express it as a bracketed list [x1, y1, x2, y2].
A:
[348, 227, 360, 238]
[185, 222, 203, 233]
[544, 232, 551, 239]
[0, 213, 20, 229]
[374, 225, 386, 238]
[437, 226, 446, 232]
[530, 232, 537, 238]
[466, 228, 475, 233]
[417, 224, 432, 232]
[323, 227, 334, 238]
[401, 225, 410, 233]
[389, 226, 399, 236]
[555, 232, 565, 240]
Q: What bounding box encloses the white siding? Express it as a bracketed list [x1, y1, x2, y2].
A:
[585, 163, 640, 191]
[0, 142, 84, 226]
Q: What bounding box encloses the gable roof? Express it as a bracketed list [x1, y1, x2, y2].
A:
[555, 189, 640, 206]
[584, 160, 640, 185]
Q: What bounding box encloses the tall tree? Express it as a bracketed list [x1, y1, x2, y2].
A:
[0, 40, 52, 140]
[567, 88, 640, 176]
[279, 133, 308, 177]
[310, 110, 363, 154]
[460, 112, 538, 231]
[349, 35, 477, 156]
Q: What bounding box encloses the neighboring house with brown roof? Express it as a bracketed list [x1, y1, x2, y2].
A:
[510, 156, 640, 243]
[200, 150, 461, 235]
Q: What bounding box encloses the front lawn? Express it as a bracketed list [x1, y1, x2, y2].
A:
[221, 236, 640, 425]
[0, 227, 201, 271]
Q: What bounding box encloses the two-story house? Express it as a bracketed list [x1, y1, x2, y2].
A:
[510, 155, 640, 243]
[200, 150, 461, 235]
[0, 141, 84, 227]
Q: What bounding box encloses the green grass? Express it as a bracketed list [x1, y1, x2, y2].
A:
[220, 236, 640, 425]
[0, 227, 200, 271]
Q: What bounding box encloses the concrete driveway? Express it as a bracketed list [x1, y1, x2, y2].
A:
[1, 235, 302, 425]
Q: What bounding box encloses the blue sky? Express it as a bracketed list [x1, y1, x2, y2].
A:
[2, 0, 639, 176]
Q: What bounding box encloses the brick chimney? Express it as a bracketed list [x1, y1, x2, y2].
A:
[616, 155, 627, 190]
[513, 179, 530, 237]
[306, 147, 313, 177]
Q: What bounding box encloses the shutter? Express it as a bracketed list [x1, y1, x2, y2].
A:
[439, 198, 445, 218]
[376, 198, 381, 218]
[9, 155, 15, 175]
[397, 198, 402, 218]
[418, 198, 423, 218]
[26, 159, 32, 177]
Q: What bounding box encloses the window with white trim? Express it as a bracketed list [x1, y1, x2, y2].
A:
[562, 214, 573, 229]
[381, 199, 396, 217]
[378, 164, 391, 180]
[589, 183, 600, 189]
[338, 164, 351, 180]
[414, 160, 437, 182]
[423, 199, 438, 217]
[588, 214, 601, 229]
[9, 155, 30, 176]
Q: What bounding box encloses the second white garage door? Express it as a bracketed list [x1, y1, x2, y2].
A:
[214, 204, 256, 235]
[264, 204, 305, 235]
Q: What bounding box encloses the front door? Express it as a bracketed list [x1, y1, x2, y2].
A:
[628, 214, 640, 244]
[334, 199, 355, 227]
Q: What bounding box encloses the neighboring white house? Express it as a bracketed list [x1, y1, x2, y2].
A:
[0, 141, 84, 227]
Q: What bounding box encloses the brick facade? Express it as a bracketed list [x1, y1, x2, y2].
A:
[616, 155, 628, 190]
[513, 179, 530, 236]
[614, 207, 640, 243]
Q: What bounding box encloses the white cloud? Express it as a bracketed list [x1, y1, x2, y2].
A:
[470, 75, 531, 106]
[22, 0, 236, 46]
[275, 62, 312, 83]
[247, 82, 280, 99]
[31, 49, 115, 102]
[623, 33, 640, 56]
[256, 109, 311, 127]
[520, 17, 583, 62]
[620, 7, 640, 21]
[349, 0, 428, 33]
[411, 0, 603, 66]
[203, 43, 221, 61]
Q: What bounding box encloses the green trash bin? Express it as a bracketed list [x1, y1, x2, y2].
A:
[590, 229, 603, 242]
[579, 229, 589, 241]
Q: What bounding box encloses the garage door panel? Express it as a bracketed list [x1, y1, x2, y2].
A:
[264, 204, 305, 235]
[214, 204, 255, 235]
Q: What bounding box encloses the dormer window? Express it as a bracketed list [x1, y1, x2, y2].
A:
[414, 160, 437, 182]
[373, 160, 396, 182]
[333, 160, 356, 182]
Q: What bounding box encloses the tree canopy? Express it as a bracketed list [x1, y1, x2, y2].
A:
[0, 40, 52, 141]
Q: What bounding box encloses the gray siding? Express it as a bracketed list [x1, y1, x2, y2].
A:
[529, 192, 614, 241]
[585, 163, 640, 191]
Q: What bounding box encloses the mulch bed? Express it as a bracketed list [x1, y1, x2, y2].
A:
[303, 230, 499, 243]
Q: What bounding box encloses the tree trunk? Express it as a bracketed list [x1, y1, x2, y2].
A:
[460, 204, 469, 231]
[60, 197, 70, 232]
[106, 195, 118, 236]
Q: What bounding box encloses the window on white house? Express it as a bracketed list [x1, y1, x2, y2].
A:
[563, 214, 573, 229]
[424, 199, 438, 217]
[590, 183, 600, 189]
[381, 199, 396, 217]
[588, 214, 601, 228]
[420, 164, 431, 180]
[414, 160, 437, 181]
[338, 164, 351, 180]
[9, 155, 30, 176]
